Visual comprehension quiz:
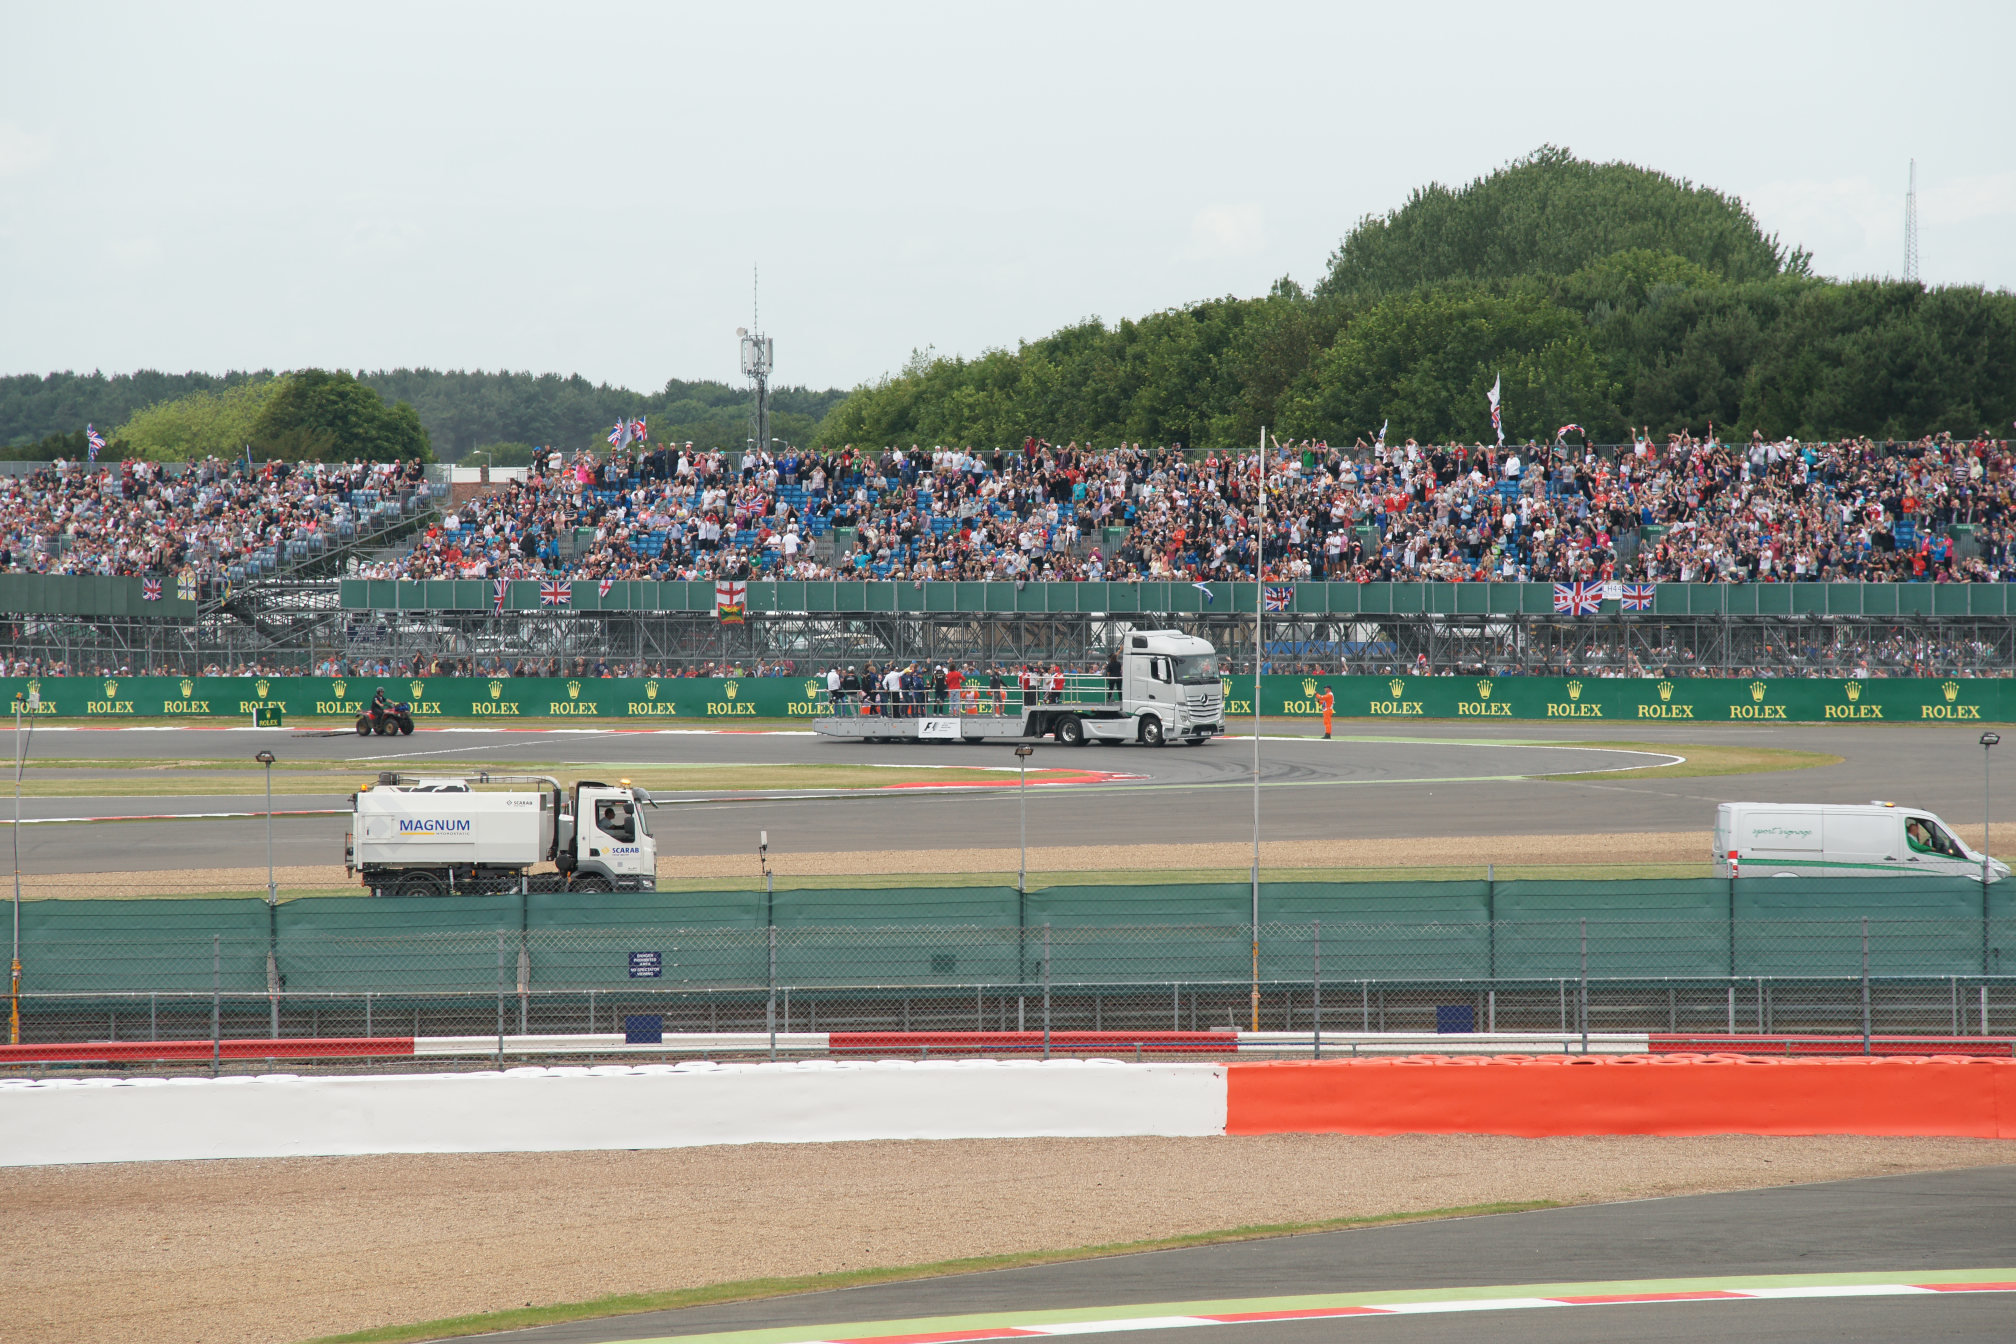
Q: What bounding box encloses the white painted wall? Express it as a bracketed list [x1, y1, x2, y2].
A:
[0, 1059, 1228, 1166]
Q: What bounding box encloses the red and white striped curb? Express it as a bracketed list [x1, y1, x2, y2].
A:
[787, 1281, 2016, 1343]
[8, 1030, 2013, 1067]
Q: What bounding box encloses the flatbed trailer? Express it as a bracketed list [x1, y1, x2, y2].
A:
[812, 632, 1225, 747]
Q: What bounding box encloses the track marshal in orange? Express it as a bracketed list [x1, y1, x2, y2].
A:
[1317, 684, 1335, 739]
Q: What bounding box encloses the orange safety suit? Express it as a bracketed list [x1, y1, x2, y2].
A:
[1317, 687, 1334, 738]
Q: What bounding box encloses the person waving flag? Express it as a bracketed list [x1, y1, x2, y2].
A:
[1487, 374, 1503, 447]
[86, 424, 106, 462]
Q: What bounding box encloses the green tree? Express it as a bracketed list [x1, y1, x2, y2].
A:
[113, 378, 282, 461]
[249, 369, 432, 462]
[1281, 285, 1621, 443]
[1317, 146, 1807, 299]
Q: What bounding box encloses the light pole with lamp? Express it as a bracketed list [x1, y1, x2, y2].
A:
[1015, 744, 1034, 984]
[1982, 733, 2000, 882]
[256, 750, 278, 1037]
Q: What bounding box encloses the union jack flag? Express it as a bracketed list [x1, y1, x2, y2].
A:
[86, 424, 106, 462]
[1264, 585, 1293, 612]
[607, 419, 629, 448]
[1620, 582, 1656, 611]
[1552, 581, 1602, 615]
[540, 579, 572, 606]
[598, 577, 614, 598]
[493, 578, 508, 613]
[141, 577, 161, 601]
[629, 417, 647, 444]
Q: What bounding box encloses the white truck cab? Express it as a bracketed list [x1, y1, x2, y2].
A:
[1715, 801, 2008, 881]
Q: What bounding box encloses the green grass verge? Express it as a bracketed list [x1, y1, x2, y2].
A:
[12, 761, 1099, 798]
[294, 1199, 1559, 1344]
[1531, 741, 1839, 781]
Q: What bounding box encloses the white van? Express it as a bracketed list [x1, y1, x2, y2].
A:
[1715, 802, 2009, 882]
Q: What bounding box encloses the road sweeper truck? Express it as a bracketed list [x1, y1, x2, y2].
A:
[344, 773, 657, 896]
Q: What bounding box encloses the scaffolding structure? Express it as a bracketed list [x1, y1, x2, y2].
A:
[7, 583, 2015, 679]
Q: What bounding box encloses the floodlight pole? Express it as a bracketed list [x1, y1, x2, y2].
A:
[10, 695, 24, 1046]
[1251, 426, 1265, 1033]
[257, 750, 278, 1037]
[1983, 732, 1999, 974]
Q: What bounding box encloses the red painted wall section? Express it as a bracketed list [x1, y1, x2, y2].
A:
[1226, 1054, 2016, 1139]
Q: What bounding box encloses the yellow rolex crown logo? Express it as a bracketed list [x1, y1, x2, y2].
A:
[409, 680, 424, 697]
[645, 679, 659, 699]
[1750, 681, 1767, 701]
[1567, 680, 1583, 700]
[804, 679, 820, 698]
[1477, 680, 1492, 699]
[1658, 680, 1674, 701]
[1388, 679, 1405, 697]
[331, 679, 346, 698]
[488, 680, 503, 699]
[567, 679, 581, 699]
[724, 680, 739, 699]
[179, 678, 193, 697]
[104, 679, 118, 697]
[1845, 681, 1862, 702]
[254, 678, 269, 698]
[1943, 681, 1960, 702]
[1301, 678, 1317, 696]
[26, 679, 38, 694]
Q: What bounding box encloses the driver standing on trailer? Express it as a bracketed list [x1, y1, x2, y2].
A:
[1104, 649, 1121, 699]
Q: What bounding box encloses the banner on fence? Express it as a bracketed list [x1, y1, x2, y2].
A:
[0, 674, 2009, 723]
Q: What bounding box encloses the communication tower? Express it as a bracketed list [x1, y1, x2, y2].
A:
[738, 268, 774, 458]
[1904, 159, 1920, 286]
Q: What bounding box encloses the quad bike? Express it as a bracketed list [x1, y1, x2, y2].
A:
[355, 700, 416, 736]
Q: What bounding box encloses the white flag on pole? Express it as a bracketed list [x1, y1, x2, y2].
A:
[1487, 373, 1504, 447]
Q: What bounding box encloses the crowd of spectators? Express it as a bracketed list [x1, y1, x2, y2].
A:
[358, 432, 2016, 588]
[0, 456, 430, 581]
[4, 434, 2014, 588]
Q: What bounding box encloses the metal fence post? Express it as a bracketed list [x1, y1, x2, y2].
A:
[266, 900, 280, 1039]
[1579, 918, 1589, 1054]
[495, 930, 505, 1069]
[1862, 916, 1872, 1054]
[767, 924, 778, 1060]
[1311, 920, 1321, 1060]
[211, 934, 220, 1075]
[1042, 922, 1051, 1060]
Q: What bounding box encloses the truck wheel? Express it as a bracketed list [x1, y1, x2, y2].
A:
[1057, 717, 1086, 747]
[355, 717, 372, 736]
[571, 874, 613, 893]
[394, 871, 446, 898]
[1139, 716, 1165, 747]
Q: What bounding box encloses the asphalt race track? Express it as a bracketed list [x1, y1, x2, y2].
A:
[2, 719, 2007, 874]
[479, 1166, 2016, 1344]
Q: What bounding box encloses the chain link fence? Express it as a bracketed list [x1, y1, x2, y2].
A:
[13, 919, 2016, 1066]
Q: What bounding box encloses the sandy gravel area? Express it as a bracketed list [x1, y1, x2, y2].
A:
[3, 1134, 2009, 1344]
[35, 830, 1722, 897]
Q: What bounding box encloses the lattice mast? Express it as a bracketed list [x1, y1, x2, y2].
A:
[738, 267, 775, 459]
[1904, 159, 1920, 286]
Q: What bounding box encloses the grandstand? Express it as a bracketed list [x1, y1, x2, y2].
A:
[3, 434, 2015, 677]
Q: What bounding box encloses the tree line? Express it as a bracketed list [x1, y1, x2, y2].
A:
[816, 147, 2016, 450]
[1, 367, 847, 463]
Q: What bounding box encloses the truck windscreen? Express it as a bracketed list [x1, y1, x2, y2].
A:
[1171, 655, 1218, 685]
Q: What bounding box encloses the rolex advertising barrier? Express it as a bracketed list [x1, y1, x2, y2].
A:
[2, 673, 2010, 723]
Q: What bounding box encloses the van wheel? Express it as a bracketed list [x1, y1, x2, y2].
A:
[1139, 716, 1165, 747]
[1057, 716, 1086, 746]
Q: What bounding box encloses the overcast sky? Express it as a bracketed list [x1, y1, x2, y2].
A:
[4, 1, 2011, 395]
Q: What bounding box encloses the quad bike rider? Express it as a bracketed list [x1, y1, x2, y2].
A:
[356, 686, 415, 736]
